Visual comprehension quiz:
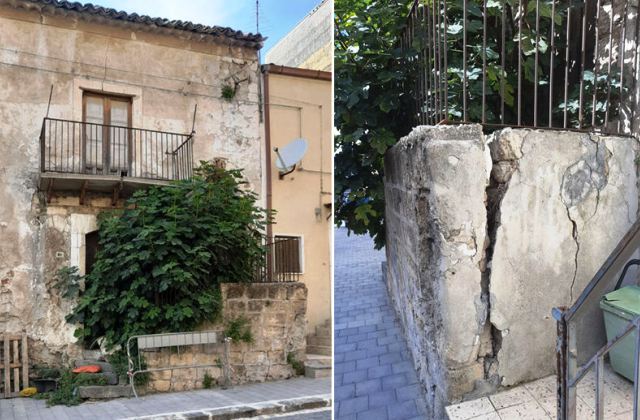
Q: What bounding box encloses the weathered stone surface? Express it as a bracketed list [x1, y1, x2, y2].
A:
[384, 125, 640, 415]
[489, 129, 639, 385]
[144, 282, 307, 392]
[384, 124, 490, 418]
[78, 385, 133, 399]
[0, 4, 263, 368]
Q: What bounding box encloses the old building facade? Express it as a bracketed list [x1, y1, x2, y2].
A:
[0, 0, 264, 364]
[262, 65, 332, 354]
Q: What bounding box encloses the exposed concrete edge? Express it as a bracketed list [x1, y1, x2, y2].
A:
[124, 394, 332, 419]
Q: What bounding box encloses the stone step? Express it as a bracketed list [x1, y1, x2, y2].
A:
[315, 325, 331, 337]
[305, 354, 331, 367]
[307, 335, 331, 347]
[306, 344, 331, 356]
[304, 359, 331, 379]
[78, 384, 133, 399]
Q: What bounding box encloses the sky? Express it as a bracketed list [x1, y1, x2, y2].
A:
[96, 0, 324, 58]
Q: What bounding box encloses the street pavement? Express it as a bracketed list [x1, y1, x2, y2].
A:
[334, 227, 428, 420]
[0, 377, 330, 420]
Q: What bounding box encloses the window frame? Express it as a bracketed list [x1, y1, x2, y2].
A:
[81, 91, 133, 175]
[273, 234, 305, 275]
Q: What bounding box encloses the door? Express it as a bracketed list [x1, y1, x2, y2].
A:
[83, 93, 131, 175]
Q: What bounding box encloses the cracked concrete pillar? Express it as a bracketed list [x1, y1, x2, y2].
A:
[384, 125, 491, 417]
[384, 125, 639, 414]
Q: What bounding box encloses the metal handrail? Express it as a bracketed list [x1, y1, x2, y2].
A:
[126, 330, 232, 398]
[554, 219, 640, 419]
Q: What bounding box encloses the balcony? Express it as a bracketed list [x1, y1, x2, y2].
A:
[39, 117, 194, 203]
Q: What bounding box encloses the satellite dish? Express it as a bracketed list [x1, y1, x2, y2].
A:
[274, 138, 308, 177]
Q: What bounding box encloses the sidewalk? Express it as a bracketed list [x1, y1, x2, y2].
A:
[446, 364, 632, 419]
[334, 228, 428, 420]
[0, 377, 331, 420]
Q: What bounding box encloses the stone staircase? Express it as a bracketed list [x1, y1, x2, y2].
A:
[305, 319, 331, 378]
[73, 359, 132, 399]
[306, 319, 331, 356]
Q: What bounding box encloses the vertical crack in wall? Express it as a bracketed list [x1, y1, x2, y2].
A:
[561, 136, 610, 302]
[478, 136, 519, 391]
[559, 167, 580, 303]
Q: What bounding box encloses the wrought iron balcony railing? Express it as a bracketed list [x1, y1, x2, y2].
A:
[39, 117, 194, 181]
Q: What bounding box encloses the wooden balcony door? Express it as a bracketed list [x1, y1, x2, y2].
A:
[83, 92, 131, 175]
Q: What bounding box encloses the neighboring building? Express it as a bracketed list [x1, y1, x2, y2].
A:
[262, 64, 332, 355]
[264, 0, 331, 72]
[0, 0, 264, 365]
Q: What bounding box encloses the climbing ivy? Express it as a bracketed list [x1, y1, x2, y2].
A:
[67, 162, 269, 349]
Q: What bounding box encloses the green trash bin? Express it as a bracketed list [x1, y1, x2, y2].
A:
[600, 285, 640, 381]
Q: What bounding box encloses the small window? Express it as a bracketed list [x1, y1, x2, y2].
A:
[274, 235, 303, 274]
[85, 230, 100, 275]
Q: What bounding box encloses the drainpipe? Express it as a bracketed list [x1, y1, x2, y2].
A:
[262, 66, 273, 242]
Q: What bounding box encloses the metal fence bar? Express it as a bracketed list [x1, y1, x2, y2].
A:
[605, 2, 615, 127]
[592, 0, 602, 127]
[517, 0, 523, 126]
[501, 0, 506, 124]
[618, 0, 630, 132]
[482, 0, 487, 124]
[579, 2, 588, 128]
[463, 0, 468, 122]
[564, 7, 571, 128]
[400, 0, 637, 135]
[549, 0, 556, 126]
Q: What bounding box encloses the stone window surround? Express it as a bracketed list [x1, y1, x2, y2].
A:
[72, 79, 142, 128]
[69, 213, 98, 276]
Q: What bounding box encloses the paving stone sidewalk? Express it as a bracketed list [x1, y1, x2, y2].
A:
[0, 377, 330, 420]
[334, 227, 428, 420]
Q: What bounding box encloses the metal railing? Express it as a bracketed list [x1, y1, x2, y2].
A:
[254, 236, 302, 283]
[127, 330, 231, 398]
[400, 0, 639, 135]
[554, 219, 640, 419]
[40, 117, 194, 181]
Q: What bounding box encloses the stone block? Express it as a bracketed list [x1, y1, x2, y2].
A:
[267, 284, 287, 299]
[286, 284, 307, 300]
[247, 284, 269, 299]
[224, 284, 246, 299]
[78, 385, 133, 399]
[226, 300, 246, 312]
[248, 300, 264, 312]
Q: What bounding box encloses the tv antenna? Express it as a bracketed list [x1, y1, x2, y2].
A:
[274, 138, 308, 179]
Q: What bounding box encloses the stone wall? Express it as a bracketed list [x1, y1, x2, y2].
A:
[144, 282, 307, 392]
[384, 125, 639, 416]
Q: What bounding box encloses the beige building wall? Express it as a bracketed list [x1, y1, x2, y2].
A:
[0, 2, 263, 363]
[264, 0, 332, 72]
[263, 67, 332, 333]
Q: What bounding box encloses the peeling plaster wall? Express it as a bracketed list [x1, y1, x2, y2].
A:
[384, 125, 490, 419]
[489, 129, 639, 385]
[0, 5, 263, 365]
[384, 125, 639, 415]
